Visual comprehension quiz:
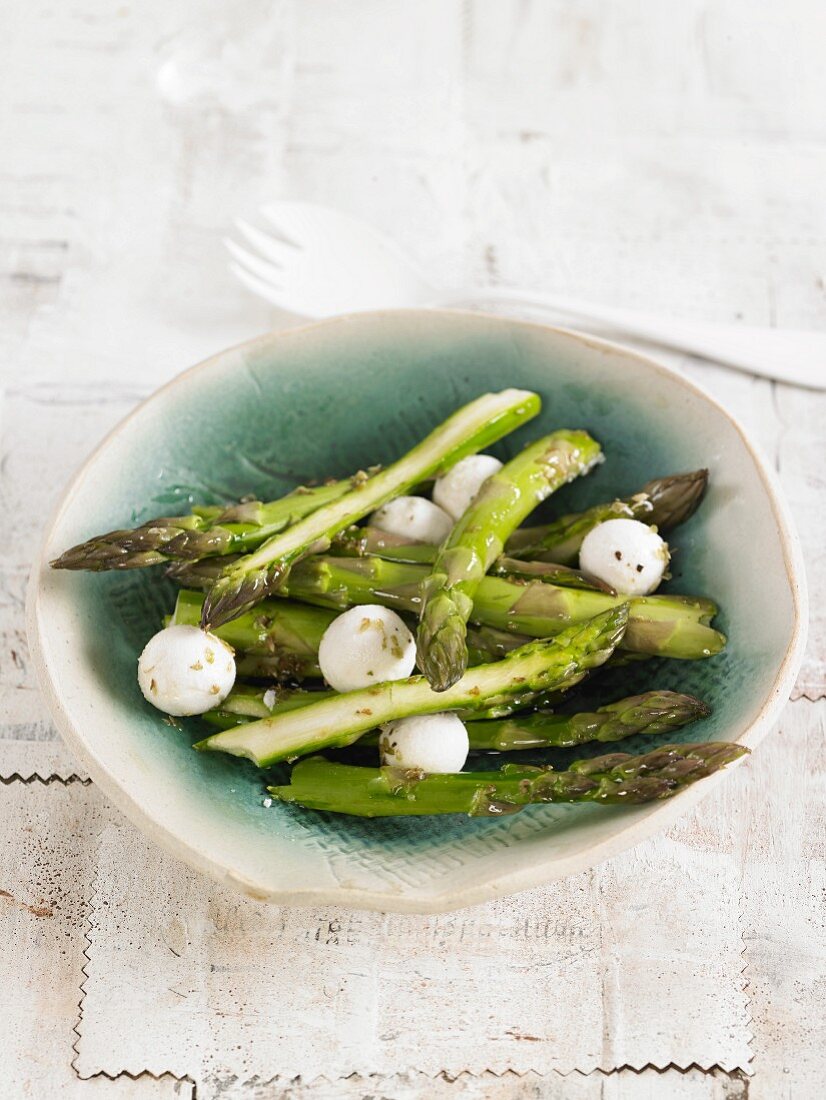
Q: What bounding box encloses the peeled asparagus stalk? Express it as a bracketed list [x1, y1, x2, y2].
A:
[416, 430, 603, 691]
[203, 687, 710, 753]
[195, 605, 628, 766]
[200, 389, 541, 629]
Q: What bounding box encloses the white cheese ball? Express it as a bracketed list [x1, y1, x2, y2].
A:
[433, 454, 503, 520]
[579, 518, 670, 596]
[138, 625, 236, 716]
[318, 604, 416, 693]
[379, 713, 469, 773]
[370, 496, 453, 544]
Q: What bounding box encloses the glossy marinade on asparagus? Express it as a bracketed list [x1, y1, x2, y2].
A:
[202, 686, 710, 752]
[416, 430, 603, 692]
[195, 605, 629, 766]
[170, 541, 616, 593]
[173, 548, 723, 661]
[331, 525, 440, 563]
[55, 466, 706, 576]
[199, 389, 542, 630]
[176, 554, 723, 661]
[329, 470, 706, 569]
[462, 690, 711, 750]
[268, 742, 748, 817]
[506, 469, 708, 563]
[171, 589, 535, 681]
[171, 588, 335, 680]
[489, 556, 615, 592]
[276, 556, 725, 660]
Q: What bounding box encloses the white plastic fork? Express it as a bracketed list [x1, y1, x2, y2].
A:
[226, 201, 826, 389]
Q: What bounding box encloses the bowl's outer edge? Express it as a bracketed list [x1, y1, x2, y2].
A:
[25, 309, 808, 914]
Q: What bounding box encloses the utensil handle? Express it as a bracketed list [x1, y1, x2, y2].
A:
[441, 287, 826, 389]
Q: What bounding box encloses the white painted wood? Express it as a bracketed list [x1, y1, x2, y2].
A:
[74, 813, 750, 1081]
[0, 778, 186, 1098]
[184, 1067, 744, 1100]
[0, 386, 148, 745]
[1, 0, 824, 1095]
[738, 700, 826, 1099]
[0, 738, 89, 782]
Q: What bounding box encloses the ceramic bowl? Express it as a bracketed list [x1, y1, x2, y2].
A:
[27, 310, 807, 913]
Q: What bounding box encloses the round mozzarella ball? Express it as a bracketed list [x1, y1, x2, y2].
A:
[379, 713, 469, 773]
[579, 518, 670, 596]
[433, 454, 503, 520]
[370, 496, 453, 544]
[138, 625, 236, 716]
[318, 605, 416, 693]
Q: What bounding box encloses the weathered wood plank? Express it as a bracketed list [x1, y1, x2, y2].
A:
[75, 794, 750, 1083]
[0, 776, 185, 1097]
[738, 700, 826, 1099]
[185, 1067, 744, 1100]
[0, 738, 89, 782]
[0, 744, 760, 1099]
[0, 386, 148, 746]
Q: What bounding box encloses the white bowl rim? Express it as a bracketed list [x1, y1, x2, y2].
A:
[26, 308, 809, 914]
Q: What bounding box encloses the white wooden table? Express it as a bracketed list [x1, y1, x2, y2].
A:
[2, 2, 824, 1097]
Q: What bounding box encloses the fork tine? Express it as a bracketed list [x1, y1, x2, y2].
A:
[234, 218, 299, 265]
[229, 262, 313, 316]
[224, 238, 283, 285]
[259, 204, 308, 247]
[229, 262, 287, 306]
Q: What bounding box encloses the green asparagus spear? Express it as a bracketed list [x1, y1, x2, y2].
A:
[171, 588, 334, 681]
[331, 525, 438, 564]
[234, 653, 316, 680]
[490, 555, 616, 593]
[172, 538, 612, 594]
[195, 605, 628, 766]
[167, 557, 236, 588]
[331, 530, 615, 595]
[417, 430, 603, 691]
[204, 683, 335, 723]
[201, 676, 565, 732]
[174, 587, 532, 686]
[200, 389, 541, 629]
[279, 556, 725, 660]
[473, 573, 722, 660]
[507, 469, 709, 563]
[269, 741, 748, 817]
[199, 683, 554, 732]
[204, 686, 708, 752]
[463, 691, 710, 750]
[50, 480, 356, 572]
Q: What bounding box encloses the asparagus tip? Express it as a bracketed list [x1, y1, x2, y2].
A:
[643, 468, 710, 529]
[201, 566, 283, 630]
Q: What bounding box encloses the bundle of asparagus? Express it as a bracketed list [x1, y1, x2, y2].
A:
[52, 389, 743, 819]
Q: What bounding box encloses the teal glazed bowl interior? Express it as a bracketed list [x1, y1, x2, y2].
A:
[28, 310, 806, 912]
